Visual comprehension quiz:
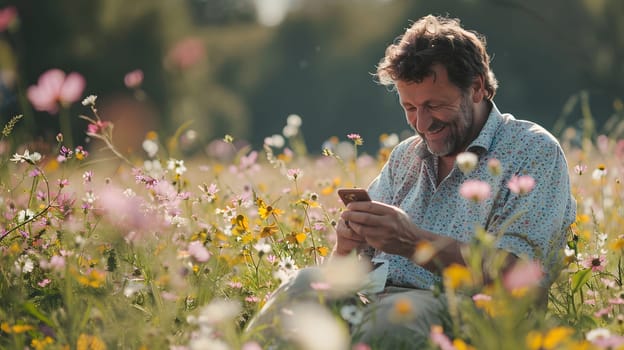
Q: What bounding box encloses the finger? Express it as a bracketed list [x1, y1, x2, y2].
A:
[342, 210, 384, 227]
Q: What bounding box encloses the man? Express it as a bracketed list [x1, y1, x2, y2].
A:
[247, 14, 576, 347]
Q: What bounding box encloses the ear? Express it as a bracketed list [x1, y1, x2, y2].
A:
[471, 74, 486, 103]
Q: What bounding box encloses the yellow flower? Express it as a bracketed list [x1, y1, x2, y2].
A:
[510, 287, 529, 298]
[294, 232, 307, 244]
[213, 163, 224, 174]
[567, 340, 594, 350]
[31, 337, 54, 350]
[231, 214, 249, 235]
[305, 246, 330, 257]
[43, 158, 59, 172]
[389, 297, 414, 322]
[394, 298, 412, 314]
[526, 331, 543, 350]
[214, 228, 229, 242]
[576, 214, 591, 225]
[317, 246, 329, 257]
[610, 236, 624, 251]
[453, 339, 476, 350]
[526, 327, 574, 350]
[77, 334, 107, 350]
[320, 177, 341, 196]
[473, 292, 509, 317]
[77, 269, 106, 288]
[259, 224, 278, 238]
[2, 322, 35, 334]
[145, 130, 158, 140]
[277, 152, 292, 163]
[190, 230, 208, 242]
[11, 324, 34, 333]
[257, 198, 283, 219]
[9, 242, 21, 255]
[443, 263, 472, 289]
[412, 241, 436, 265]
[241, 232, 255, 244]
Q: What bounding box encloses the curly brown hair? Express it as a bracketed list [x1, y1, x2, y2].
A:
[376, 15, 498, 100]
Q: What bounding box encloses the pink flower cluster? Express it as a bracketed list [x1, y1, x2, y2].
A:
[459, 180, 491, 202]
[507, 175, 536, 195]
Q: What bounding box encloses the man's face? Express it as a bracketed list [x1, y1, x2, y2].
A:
[396, 65, 476, 157]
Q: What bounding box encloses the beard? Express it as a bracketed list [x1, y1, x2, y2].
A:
[414, 95, 475, 157]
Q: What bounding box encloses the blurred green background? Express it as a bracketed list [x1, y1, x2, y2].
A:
[1, 0, 623, 156]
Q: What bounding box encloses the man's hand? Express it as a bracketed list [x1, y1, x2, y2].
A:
[341, 201, 420, 258]
[333, 217, 368, 256]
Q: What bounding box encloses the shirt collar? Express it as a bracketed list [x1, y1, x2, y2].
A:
[465, 101, 504, 154]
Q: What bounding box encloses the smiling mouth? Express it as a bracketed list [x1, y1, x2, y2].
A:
[427, 124, 446, 136]
[426, 118, 447, 135]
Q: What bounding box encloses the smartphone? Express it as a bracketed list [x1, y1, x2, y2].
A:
[337, 188, 371, 205]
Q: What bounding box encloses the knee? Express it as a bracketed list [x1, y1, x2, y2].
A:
[355, 290, 447, 347]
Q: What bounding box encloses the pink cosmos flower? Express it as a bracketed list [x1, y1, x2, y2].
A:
[347, 133, 363, 146]
[124, 69, 144, 88]
[574, 164, 587, 175]
[507, 175, 536, 195]
[161, 291, 178, 301]
[0, 6, 17, 32]
[239, 151, 259, 170]
[286, 168, 303, 181]
[502, 260, 543, 292]
[459, 179, 491, 202]
[266, 254, 278, 264]
[429, 325, 455, 350]
[472, 293, 492, 302]
[487, 158, 501, 176]
[38, 278, 51, 287]
[245, 295, 260, 303]
[601, 278, 617, 289]
[227, 281, 243, 289]
[188, 241, 210, 262]
[166, 37, 206, 70]
[608, 297, 624, 305]
[99, 186, 154, 235]
[49, 255, 66, 271]
[86, 120, 111, 135]
[27, 69, 86, 114]
[592, 335, 624, 349]
[347, 133, 362, 141]
[581, 254, 606, 272]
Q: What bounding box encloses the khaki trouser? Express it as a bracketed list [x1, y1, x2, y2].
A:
[245, 267, 448, 349]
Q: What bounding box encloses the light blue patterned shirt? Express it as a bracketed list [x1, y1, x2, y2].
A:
[367, 102, 576, 289]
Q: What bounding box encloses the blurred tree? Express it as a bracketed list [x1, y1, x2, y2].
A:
[1, 0, 622, 157]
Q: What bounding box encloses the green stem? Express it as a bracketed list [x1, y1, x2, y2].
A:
[60, 107, 73, 148]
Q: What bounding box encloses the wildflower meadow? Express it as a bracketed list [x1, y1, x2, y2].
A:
[2, 70, 624, 350]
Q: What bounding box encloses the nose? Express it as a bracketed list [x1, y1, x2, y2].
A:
[414, 108, 432, 134]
